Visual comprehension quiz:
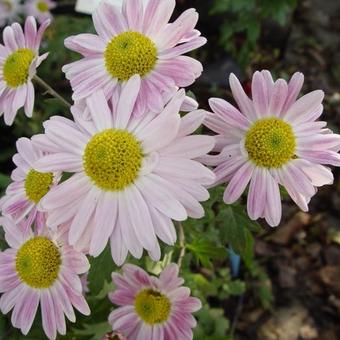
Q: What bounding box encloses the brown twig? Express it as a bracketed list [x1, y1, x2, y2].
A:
[33, 75, 71, 108]
[177, 222, 186, 269]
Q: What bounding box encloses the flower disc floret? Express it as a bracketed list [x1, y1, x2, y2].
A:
[135, 289, 171, 325]
[15, 237, 61, 288]
[83, 129, 143, 191]
[37, 1, 49, 12]
[104, 31, 157, 81]
[245, 117, 296, 168]
[24, 169, 54, 203]
[3, 48, 35, 88]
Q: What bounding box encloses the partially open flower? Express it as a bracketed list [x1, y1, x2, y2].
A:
[203, 70, 340, 226]
[109, 264, 201, 340]
[0, 16, 50, 125]
[0, 217, 90, 340]
[63, 0, 205, 116]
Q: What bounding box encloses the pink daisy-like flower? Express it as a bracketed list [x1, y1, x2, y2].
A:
[63, 0, 206, 116]
[0, 137, 60, 233]
[203, 70, 340, 227]
[0, 0, 21, 27]
[0, 16, 50, 125]
[24, 0, 56, 24]
[108, 263, 201, 340]
[33, 75, 215, 264]
[0, 216, 90, 339]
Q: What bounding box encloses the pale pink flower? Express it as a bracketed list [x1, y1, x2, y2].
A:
[203, 70, 340, 226]
[0, 216, 90, 340]
[24, 0, 56, 24]
[0, 0, 21, 27]
[0, 16, 50, 125]
[108, 263, 201, 340]
[0, 137, 60, 233]
[33, 76, 215, 264]
[63, 0, 206, 116]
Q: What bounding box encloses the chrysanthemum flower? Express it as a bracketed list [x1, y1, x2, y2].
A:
[0, 137, 60, 233]
[0, 0, 21, 27]
[63, 0, 206, 116]
[0, 16, 50, 125]
[24, 0, 56, 24]
[33, 76, 215, 264]
[0, 217, 90, 339]
[108, 263, 201, 339]
[203, 70, 340, 226]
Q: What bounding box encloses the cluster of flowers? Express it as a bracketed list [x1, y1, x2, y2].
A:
[0, 0, 55, 27]
[0, 0, 339, 339]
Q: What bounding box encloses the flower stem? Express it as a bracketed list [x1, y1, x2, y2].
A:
[177, 222, 186, 269]
[33, 75, 71, 108]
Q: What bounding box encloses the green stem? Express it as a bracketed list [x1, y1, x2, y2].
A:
[33, 75, 71, 108]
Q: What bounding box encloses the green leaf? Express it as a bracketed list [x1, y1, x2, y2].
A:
[194, 306, 230, 339]
[187, 239, 227, 268]
[218, 205, 260, 264]
[88, 245, 117, 296]
[224, 280, 246, 296]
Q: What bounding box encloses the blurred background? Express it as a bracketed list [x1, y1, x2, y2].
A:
[1, 0, 340, 339]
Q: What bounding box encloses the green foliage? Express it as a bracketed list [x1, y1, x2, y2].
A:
[72, 322, 112, 340]
[88, 246, 117, 296]
[194, 306, 230, 340]
[210, 0, 297, 66]
[187, 238, 227, 268]
[218, 204, 261, 266]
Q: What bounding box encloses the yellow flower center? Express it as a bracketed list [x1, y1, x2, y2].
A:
[135, 289, 171, 325]
[3, 0, 12, 10]
[3, 48, 35, 88]
[16, 237, 61, 289]
[37, 1, 49, 12]
[245, 117, 296, 168]
[24, 169, 54, 203]
[104, 31, 157, 81]
[83, 129, 143, 191]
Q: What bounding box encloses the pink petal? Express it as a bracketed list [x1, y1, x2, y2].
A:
[209, 97, 250, 130]
[90, 192, 118, 257]
[269, 79, 288, 117]
[252, 71, 269, 118]
[284, 90, 324, 123]
[264, 172, 282, 227]
[223, 162, 254, 204]
[229, 73, 256, 121]
[247, 167, 266, 220]
[123, 0, 143, 31]
[283, 72, 304, 112]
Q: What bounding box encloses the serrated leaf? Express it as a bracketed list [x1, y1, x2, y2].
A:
[187, 239, 227, 268]
[218, 205, 260, 264]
